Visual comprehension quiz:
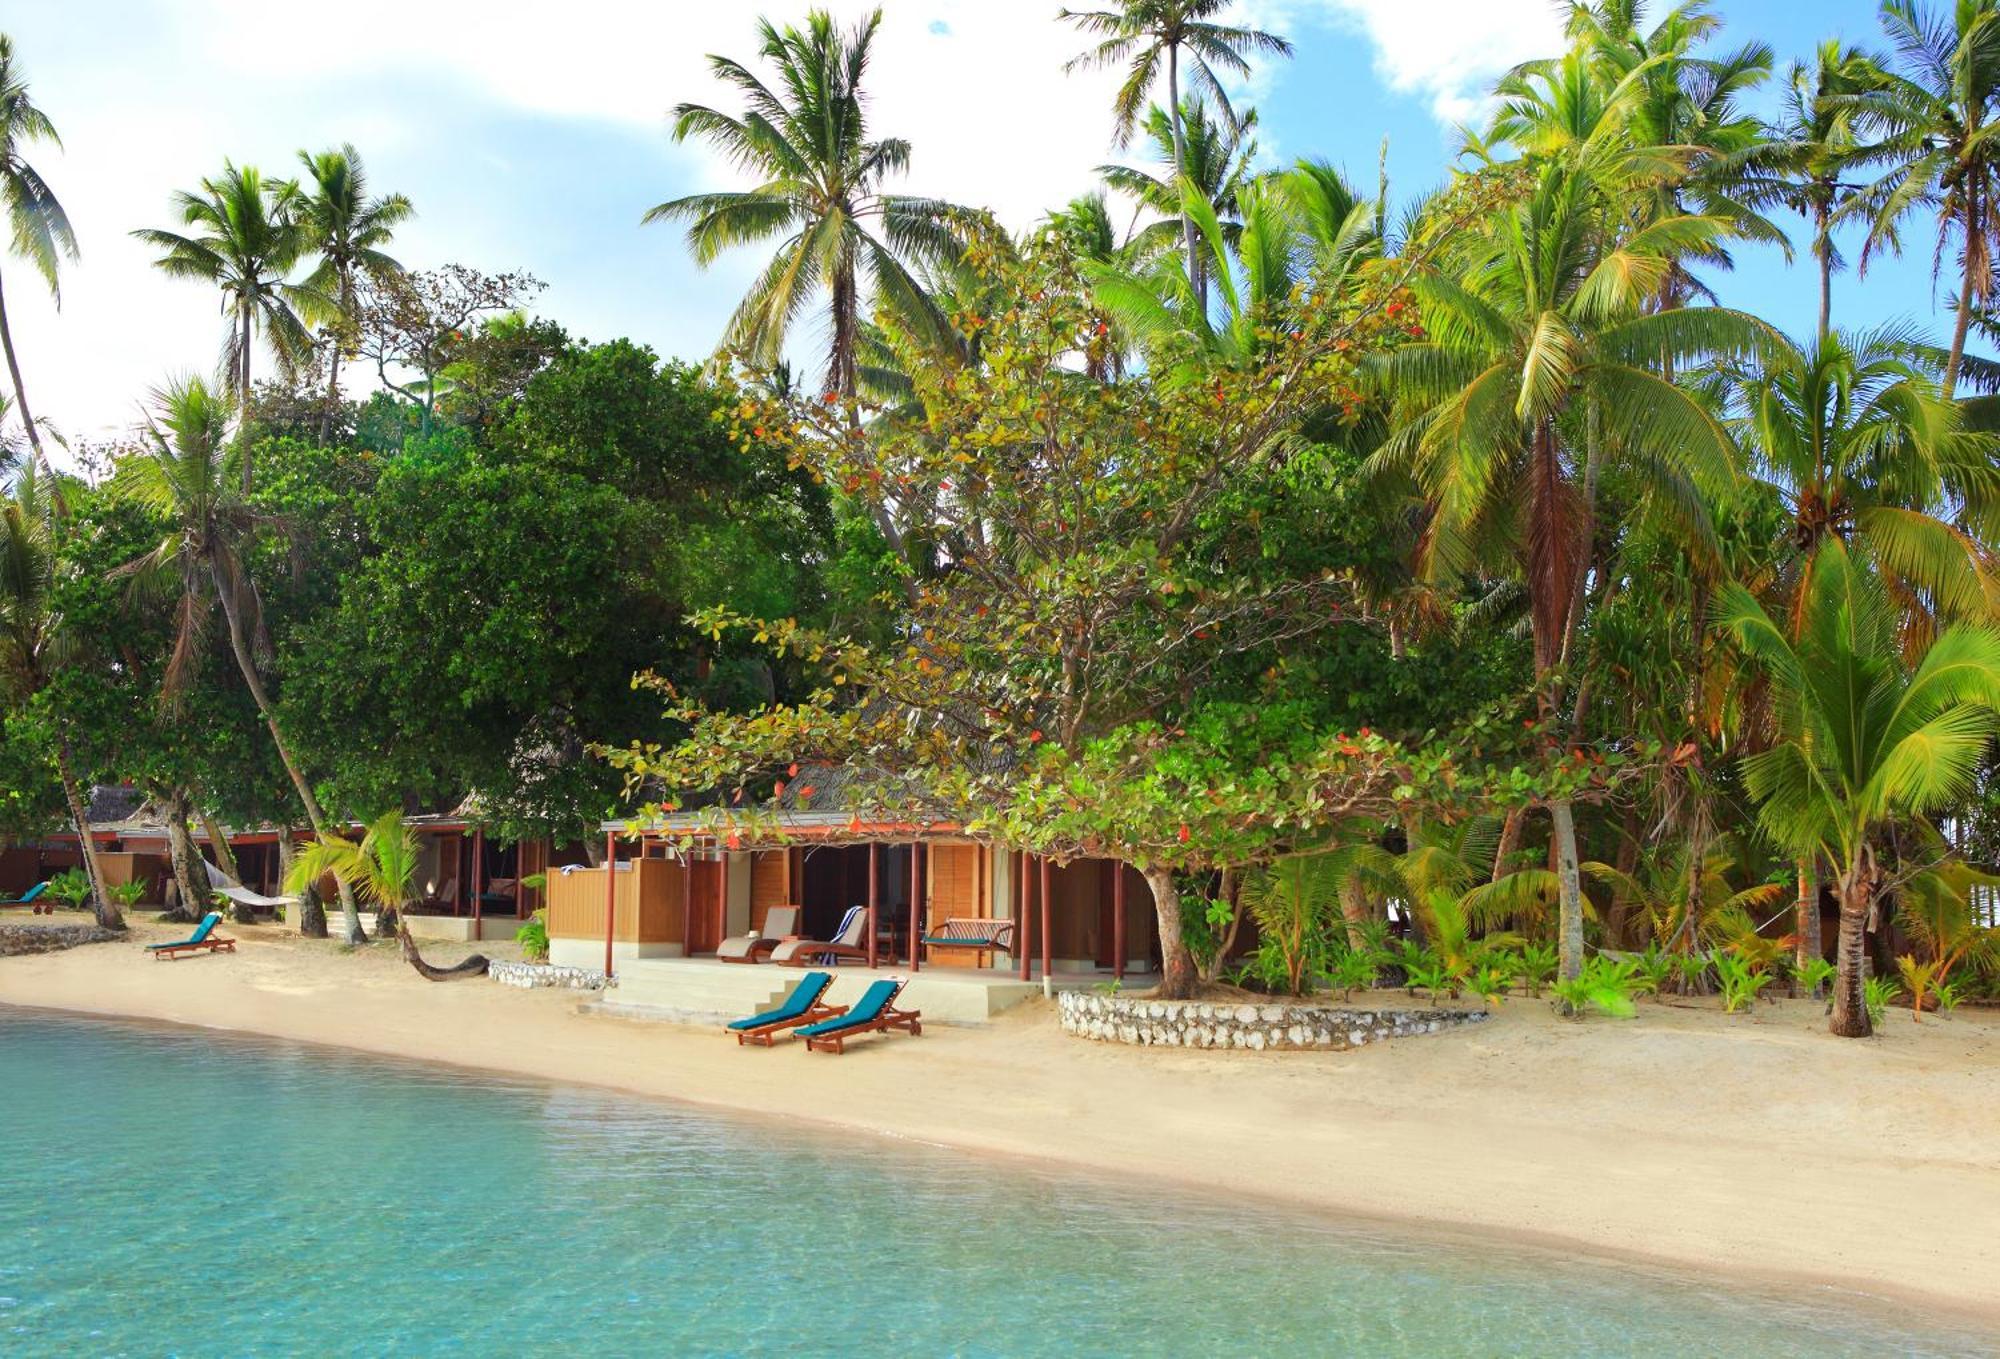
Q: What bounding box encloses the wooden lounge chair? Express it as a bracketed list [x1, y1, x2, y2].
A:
[921, 916, 1016, 961]
[0, 882, 49, 914]
[724, 970, 846, 1046]
[797, 978, 922, 1054]
[147, 911, 236, 961]
[768, 905, 870, 967]
[717, 906, 800, 964]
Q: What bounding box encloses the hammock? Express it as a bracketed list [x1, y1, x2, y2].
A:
[203, 860, 297, 909]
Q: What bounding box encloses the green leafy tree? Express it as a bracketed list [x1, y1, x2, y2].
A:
[1716, 537, 2000, 1037]
[0, 467, 117, 927]
[0, 34, 75, 482]
[287, 809, 421, 936]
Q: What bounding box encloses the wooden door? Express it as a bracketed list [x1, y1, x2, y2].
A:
[685, 858, 726, 954]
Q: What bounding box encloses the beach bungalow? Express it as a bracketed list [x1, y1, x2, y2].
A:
[540, 805, 1161, 1022]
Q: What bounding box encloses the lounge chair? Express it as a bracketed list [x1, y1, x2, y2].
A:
[797, 978, 922, 1054]
[768, 904, 870, 967]
[921, 916, 1016, 961]
[717, 906, 800, 964]
[724, 970, 845, 1046]
[0, 882, 49, 914]
[147, 911, 236, 961]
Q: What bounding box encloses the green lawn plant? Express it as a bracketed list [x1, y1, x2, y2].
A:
[1715, 953, 1774, 1014]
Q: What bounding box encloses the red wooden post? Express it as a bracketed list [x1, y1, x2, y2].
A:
[685, 852, 696, 955]
[867, 843, 879, 968]
[1113, 860, 1127, 980]
[603, 829, 618, 978]
[1040, 856, 1053, 983]
[513, 843, 525, 920]
[1018, 852, 1031, 982]
[471, 827, 485, 942]
[908, 842, 922, 973]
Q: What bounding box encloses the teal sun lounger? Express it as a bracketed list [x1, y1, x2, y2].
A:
[0, 881, 48, 912]
[146, 910, 236, 961]
[796, 977, 922, 1054]
[726, 970, 843, 1046]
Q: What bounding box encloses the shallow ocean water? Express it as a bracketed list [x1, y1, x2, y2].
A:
[0, 1007, 1989, 1357]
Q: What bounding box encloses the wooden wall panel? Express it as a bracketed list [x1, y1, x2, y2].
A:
[749, 850, 790, 932]
[546, 859, 685, 945]
[925, 842, 986, 968]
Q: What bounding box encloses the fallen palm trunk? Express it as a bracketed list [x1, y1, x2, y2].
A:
[397, 923, 489, 981]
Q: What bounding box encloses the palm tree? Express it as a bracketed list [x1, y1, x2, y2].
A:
[286, 809, 421, 939]
[1098, 97, 1259, 298]
[295, 144, 412, 423]
[132, 163, 322, 476]
[1838, 0, 2000, 396]
[1733, 325, 2000, 642]
[112, 376, 361, 942]
[1061, 0, 1292, 290]
[0, 462, 118, 928]
[0, 35, 76, 483]
[1741, 43, 1885, 340]
[644, 9, 979, 403]
[1369, 153, 1781, 982]
[1717, 536, 2000, 1037]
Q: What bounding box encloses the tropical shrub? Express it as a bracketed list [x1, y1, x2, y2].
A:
[1715, 953, 1774, 1014]
[1511, 942, 1558, 998]
[1550, 957, 1643, 1019]
[1630, 944, 1674, 997]
[46, 868, 91, 911]
[1796, 956, 1836, 1000]
[516, 908, 549, 963]
[1863, 975, 1899, 1027]
[1672, 951, 1713, 994]
[1406, 957, 1454, 1003]
[108, 879, 148, 909]
[1326, 949, 1377, 1001]
[1894, 955, 1943, 1022]
[1466, 963, 1511, 1004]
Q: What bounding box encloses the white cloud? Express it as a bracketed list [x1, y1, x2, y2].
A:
[2, 2, 1133, 445]
[1295, 0, 1563, 125]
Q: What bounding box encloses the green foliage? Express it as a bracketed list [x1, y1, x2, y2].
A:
[46, 868, 90, 910]
[1863, 975, 1899, 1027]
[1630, 945, 1675, 997]
[1326, 949, 1378, 1000]
[1240, 856, 1342, 996]
[108, 880, 148, 909]
[1406, 957, 1454, 1003]
[1550, 957, 1642, 1019]
[515, 909, 549, 963]
[1715, 953, 1774, 1014]
[1511, 942, 1558, 998]
[1796, 956, 1837, 1000]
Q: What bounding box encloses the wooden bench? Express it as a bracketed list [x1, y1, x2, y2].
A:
[920, 917, 1016, 961]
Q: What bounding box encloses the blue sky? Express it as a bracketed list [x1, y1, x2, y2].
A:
[0, 1, 1956, 446]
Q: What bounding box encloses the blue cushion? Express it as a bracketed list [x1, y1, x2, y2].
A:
[727, 971, 832, 1030]
[148, 912, 222, 950]
[796, 980, 900, 1036]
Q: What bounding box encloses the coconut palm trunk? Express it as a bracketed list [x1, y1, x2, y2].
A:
[0, 270, 51, 478]
[1165, 46, 1202, 303]
[1944, 260, 1977, 400]
[53, 729, 119, 930]
[209, 558, 361, 943]
[196, 801, 239, 884]
[1795, 858, 1821, 979]
[1144, 863, 1197, 998]
[1830, 852, 1878, 1037]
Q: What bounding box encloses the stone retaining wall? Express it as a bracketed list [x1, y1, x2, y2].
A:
[0, 923, 119, 956]
[1058, 990, 1486, 1050]
[487, 960, 613, 991]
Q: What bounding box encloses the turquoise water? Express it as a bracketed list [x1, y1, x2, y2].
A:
[0, 1010, 1988, 1358]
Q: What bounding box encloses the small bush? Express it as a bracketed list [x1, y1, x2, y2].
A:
[1795, 956, 1835, 1000]
[1550, 957, 1641, 1019]
[1716, 953, 1773, 1014]
[516, 910, 549, 962]
[1863, 974, 1898, 1027]
[47, 868, 91, 910]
